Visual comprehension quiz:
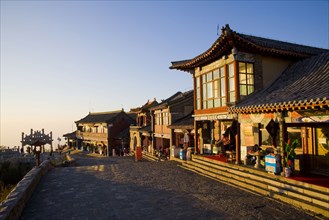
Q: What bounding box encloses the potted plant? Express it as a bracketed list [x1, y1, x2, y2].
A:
[284, 139, 298, 177]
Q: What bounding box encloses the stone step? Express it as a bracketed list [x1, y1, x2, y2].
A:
[180, 155, 329, 219]
[142, 151, 163, 162]
[184, 160, 329, 208]
[192, 155, 329, 194]
[191, 155, 329, 201]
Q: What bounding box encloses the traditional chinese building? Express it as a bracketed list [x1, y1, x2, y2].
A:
[230, 52, 329, 176]
[149, 90, 194, 153]
[170, 24, 328, 167]
[129, 99, 158, 153]
[64, 110, 136, 156]
[168, 111, 194, 149]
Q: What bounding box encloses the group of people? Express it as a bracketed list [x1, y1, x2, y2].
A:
[157, 146, 170, 160]
[113, 146, 129, 156]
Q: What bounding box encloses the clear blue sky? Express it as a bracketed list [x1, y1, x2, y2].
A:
[1, 1, 328, 147]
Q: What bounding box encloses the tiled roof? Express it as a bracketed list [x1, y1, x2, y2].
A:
[170, 24, 328, 71]
[230, 52, 329, 113]
[130, 99, 158, 113]
[150, 90, 194, 111]
[238, 33, 327, 56]
[142, 99, 158, 109]
[75, 110, 123, 124]
[168, 112, 194, 129]
[63, 131, 77, 139]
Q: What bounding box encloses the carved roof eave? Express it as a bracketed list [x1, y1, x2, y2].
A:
[170, 35, 231, 71]
[229, 97, 329, 114]
[170, 25, 322, 71]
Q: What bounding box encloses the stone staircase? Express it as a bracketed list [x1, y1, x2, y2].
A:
[179, 154, 329, 219]
[142, 151, 165, 162]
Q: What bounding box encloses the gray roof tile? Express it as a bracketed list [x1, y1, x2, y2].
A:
[232, 52, 329, 113]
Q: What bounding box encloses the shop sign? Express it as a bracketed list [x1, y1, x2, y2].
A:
[154, 133, 170, 139]
[174, 129, 183, 133]
[194, 114, 233, 121]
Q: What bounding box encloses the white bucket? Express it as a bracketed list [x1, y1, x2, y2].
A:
[285, 167, 291, 177]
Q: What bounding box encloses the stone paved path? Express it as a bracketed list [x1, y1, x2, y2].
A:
[20, 153, 317, 220]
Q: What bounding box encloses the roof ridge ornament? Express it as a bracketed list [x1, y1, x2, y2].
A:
[222, 24, 235, 47]
[222, 24, 232, 36]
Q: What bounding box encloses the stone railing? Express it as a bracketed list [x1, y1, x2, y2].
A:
[0, 160, 53, 220]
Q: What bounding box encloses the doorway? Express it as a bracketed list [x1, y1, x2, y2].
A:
[306, 126, 329, 176]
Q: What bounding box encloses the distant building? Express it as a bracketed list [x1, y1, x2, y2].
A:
[64, 110, 136, 156]
[129, 91, 194, 157]
[149, 90, 194, 153]
[129, 99, 158, 153]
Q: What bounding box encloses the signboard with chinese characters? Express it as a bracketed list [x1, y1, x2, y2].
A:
[243, 124, 254, 146]
[194, 114, 234, 121]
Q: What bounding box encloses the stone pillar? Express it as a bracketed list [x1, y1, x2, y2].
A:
[151, 133, 155, 155]
[169, 129, 175, 148]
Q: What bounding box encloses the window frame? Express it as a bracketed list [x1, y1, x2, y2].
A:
[198, 63, 232, 110]
[201, 70, 218, 109]
[227, 63, 235, 103]
[238, 62, 255, 99]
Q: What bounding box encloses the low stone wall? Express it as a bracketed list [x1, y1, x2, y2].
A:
[0, 160, 53, 220]
[0, 152, 23, 163]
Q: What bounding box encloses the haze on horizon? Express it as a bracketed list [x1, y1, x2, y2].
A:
[1, 1, 328, 148]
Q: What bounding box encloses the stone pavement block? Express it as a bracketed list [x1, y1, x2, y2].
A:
[19, 153, 317, 220]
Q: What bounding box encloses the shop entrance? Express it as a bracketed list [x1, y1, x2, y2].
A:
[286, 123, 329, 176]
[307, 126, 329, 176]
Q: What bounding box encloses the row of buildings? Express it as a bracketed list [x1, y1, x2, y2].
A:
[63, 90, 194, 157]
[64, 24, 329, 177]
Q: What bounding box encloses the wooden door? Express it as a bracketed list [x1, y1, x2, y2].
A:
[313, 127, 329, 176]
[306, 126, 329, 176]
